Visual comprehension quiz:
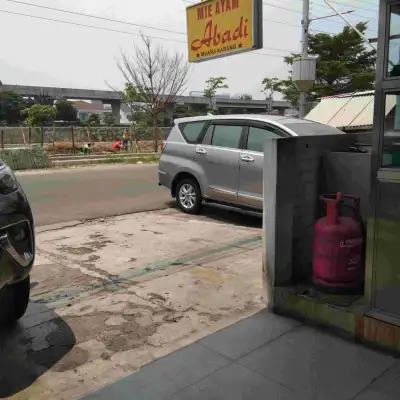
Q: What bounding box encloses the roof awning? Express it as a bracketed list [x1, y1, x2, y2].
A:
[305, 93, 398, 129]
[305, 97, 352, 125]
[329, 95, 373, 128]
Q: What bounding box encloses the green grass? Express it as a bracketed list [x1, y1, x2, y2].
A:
[97, 156, 160, 164]
[56, 155, 160, 169]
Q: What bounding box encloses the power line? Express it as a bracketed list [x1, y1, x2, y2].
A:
[324, 0, 378, 13]
[310, 3, 378, 31]
[0, 8, 294, 58]
[311, 1, 378, 20]
[310, 14, 377, 30]
[182, 0, 303, 14]
[183, 0, 373, 32]
[0, 9, 188, 43]
[262, 1, 302, 14]
[2, 1, 362, 57]
[5, 0, 187, 35]
[345, 0, 379, 8]
[7, 0, 300, 53]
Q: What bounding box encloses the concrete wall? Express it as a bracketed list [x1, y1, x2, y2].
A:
[263, 134, 358, 298]
[322, 152, 371, 224]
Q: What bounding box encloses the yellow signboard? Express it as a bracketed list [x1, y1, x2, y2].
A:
[186, 0, 263, 63]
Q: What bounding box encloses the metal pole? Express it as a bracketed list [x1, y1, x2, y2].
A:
[323, 0, 376, 53]
[299, 0, 310, 118]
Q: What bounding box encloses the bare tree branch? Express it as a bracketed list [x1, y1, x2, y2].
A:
[117, 33, 191, 151]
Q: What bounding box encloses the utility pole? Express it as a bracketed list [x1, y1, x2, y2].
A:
[299, 0, 310, 118]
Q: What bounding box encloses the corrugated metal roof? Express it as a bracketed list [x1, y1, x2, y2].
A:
[347, 97, 374, 128]
[329, 95, 373, 128]
[318, 90, 374, 99]
[305, 96, 353, 125]
[305, 92, 397, 129]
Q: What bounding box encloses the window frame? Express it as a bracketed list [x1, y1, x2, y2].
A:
[178, 120, 209, 144]
[198, 119, 247, 150]
[386, 2, 400, 79]
[243, 121, 288, 153]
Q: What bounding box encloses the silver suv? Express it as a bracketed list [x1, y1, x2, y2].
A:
[158, 114, 343, 214]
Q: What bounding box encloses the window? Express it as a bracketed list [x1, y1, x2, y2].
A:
[179, 121, 206, 143]
[247, 126, 281, 152]
[387, 5, 400, 77]
[382, 93, 400, 167]
[211, 125, 243, 149]
[201, 125, 214, 145]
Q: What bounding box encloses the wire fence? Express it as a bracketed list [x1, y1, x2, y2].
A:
[0, 125, 172, 148]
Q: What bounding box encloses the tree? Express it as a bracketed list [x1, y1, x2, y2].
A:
[262, 78, 282, 101]
[102, 112, 116, 126]
[87, 113, 100, 126]
[262, 78, 283, 111]
[204, 77, 228, 112]
[0, 91, 25, 124]
[120, 83, 139, 123]
[272, 79, 300, 109]
[173, 104, 203, 119]
[55, 99, 77, 122]
[237, 93, 252, 100]
[264, 22, 377, 109]
[118, 34, 190, 152]
[35, 92, 54, 106]
[24, 104, 56, 147]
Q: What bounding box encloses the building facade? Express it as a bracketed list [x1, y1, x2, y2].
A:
[261, 0, 400, 354]
[73, 100, 110, 123]
[367, 0, 400, 325]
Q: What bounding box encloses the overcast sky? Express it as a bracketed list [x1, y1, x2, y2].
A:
[0, 0, 379, 99]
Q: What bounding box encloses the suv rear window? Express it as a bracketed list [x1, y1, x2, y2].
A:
[178, 121, 207, 143]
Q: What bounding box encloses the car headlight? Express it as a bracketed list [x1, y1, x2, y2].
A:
[0, 163, 18, 194]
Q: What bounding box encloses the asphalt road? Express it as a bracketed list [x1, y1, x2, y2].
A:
[16, 164, 172, 226]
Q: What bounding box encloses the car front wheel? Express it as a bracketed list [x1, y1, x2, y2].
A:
[0, 276, 30, 327]
[176, 179, 202, 215]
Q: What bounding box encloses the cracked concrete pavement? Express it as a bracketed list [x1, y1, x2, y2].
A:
[1, 207, 264, 400]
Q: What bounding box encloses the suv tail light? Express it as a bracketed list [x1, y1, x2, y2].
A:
[161, 141, 166, 152]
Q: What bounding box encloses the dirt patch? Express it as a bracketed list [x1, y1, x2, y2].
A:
[198, 312, 223, 322]
[103, 320, 160, 352]
[88, 255, 101, 262]
[31, 263, 96, 297]
[65, 314, 109, 344]
[101, 352, 111, 361]
[59, 246, 95, 255]
[141, 229, 163, 235]
[163, 314, 184, 323]
[148, 293, 167, 302]
[89, 234, 104, 240]
[51, 346, 90, 372]
[84, 240, 113, 250]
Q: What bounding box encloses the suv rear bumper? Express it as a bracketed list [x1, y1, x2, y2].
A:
[0, 185, 35, 289]
[158, 169, 172, 190]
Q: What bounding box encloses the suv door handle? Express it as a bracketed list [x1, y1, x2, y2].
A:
[241, 155, 255, 162]
[196, 148, 207, 155]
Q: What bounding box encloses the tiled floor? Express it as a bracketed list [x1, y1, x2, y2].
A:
[82, 309, 399, 400]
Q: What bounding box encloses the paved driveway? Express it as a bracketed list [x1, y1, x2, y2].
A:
[1, 207, 263, 400]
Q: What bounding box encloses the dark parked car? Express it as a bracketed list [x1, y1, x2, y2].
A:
[0, 162, 35, 326]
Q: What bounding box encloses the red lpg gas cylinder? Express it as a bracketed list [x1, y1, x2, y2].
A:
[312, 193, 363, 292]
